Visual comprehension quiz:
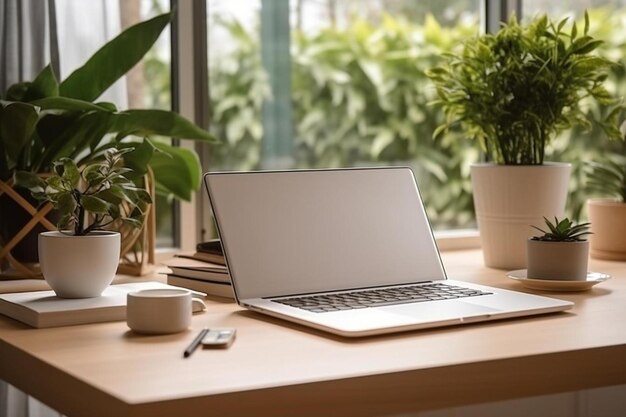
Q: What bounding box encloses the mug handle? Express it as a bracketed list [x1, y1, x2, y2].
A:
[192, 298, 207, 313]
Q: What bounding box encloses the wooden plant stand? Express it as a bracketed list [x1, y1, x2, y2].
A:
[117, 169, 157, 276]
[0, 179, 55, 279]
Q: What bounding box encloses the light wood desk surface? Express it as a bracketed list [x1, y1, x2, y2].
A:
[0, 250, 625, 417]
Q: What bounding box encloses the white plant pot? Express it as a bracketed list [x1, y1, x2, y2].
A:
[587, 199, 626, 261]
[527, 239, 589, 280]
[471, 163, 571, 270]
[39, 231, 121, 298]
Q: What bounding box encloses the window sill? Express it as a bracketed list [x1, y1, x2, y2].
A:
[156, 229, 482, 264]
[434, 229, 481, 251]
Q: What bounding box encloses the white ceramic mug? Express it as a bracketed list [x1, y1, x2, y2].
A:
[127, 289, 206, 334]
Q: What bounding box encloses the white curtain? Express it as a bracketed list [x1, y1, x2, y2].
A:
[0, 0, 50, 95]
[0, 1, 52, 414]
[54, 0, 127, 106]
[0, 0, 120, 416]
[0, 0, 126, 104]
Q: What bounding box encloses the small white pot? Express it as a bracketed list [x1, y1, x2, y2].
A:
[471, 163, 571, 270]
[39, 231, 121, 298]
[527, 239, 589, 281]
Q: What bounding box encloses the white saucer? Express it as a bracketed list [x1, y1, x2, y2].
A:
[506, 270, 611, 292]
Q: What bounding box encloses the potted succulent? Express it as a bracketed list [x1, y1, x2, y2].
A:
[15, 148, 149, 298]
[0, 12, 216, 270]
[586, 125, 626, 260]
[527, 217, 592, 281]
[427, 13, 620, 269]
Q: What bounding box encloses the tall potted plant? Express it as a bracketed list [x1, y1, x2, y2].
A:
[0, 12, 216, 272]
[427, 13, 620, 269]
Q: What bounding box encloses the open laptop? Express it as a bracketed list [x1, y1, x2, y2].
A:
[204, 167, 572, 337]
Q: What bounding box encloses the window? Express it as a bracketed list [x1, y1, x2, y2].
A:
[206, 0, 483, 231]
[49, 0, 621, 249]
[55, 0, 175, 247]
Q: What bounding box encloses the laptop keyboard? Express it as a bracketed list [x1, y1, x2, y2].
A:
[273, 283, 492, 313]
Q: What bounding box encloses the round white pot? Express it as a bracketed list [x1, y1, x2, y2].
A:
[527, 239, 589, 281]
[587, 198, 626, 261]
[39, 231, 121, 298]
[471, 163, 571, 270]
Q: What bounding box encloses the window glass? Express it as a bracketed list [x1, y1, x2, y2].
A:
[207, 0, 482, 230]
[55, 0, 174, 247]
[523, 0, 626, 219]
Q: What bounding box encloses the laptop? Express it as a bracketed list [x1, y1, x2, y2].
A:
[204, 167, 572, 337]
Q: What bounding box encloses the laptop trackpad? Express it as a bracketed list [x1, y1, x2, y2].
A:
[381, 301, 499, 322]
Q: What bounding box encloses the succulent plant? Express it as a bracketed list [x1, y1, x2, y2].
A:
[531, 217, 592, 242]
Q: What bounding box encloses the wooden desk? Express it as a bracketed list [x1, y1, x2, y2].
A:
[0, 250, 625, 417]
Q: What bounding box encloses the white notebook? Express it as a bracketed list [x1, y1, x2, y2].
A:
[0, 281, 205, 328]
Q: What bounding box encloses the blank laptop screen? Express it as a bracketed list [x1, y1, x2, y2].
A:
[204, 167, 446, 300]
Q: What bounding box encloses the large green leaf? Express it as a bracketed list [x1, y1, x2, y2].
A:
[149, 142, 202, 201]
[31, 97, 112, 112]
[59, 13, 171, 101]
[36, 112, 112, 170]
[36, 113, 81, 150]
[0, 102, 38, 166]
[24, 65, 59, 101]
[110, 110, 217, 142]
[119, 139, 155, 179]
[4, 82, 31, 101]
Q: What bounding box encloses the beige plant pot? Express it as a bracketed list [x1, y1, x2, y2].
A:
[527, 239, 589, 280]
[471, 163, 571, 270]
[587, 198, 626, 261]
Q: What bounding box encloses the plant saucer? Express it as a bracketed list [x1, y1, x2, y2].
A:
[506, 270, 610, 292]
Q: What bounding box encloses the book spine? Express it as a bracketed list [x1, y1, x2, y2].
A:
[167, 276, 234, 299]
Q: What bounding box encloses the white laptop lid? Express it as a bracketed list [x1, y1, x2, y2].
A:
[204, 167, 446, 300]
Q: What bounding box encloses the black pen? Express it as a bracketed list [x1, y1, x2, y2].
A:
[183, 328, 209, 358]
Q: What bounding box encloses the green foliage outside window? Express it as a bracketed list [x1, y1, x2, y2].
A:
[208, 14, 479, 228]
[202, 8, 626, 228]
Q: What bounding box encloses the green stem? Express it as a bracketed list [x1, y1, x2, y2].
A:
[74, 190, 84, 235]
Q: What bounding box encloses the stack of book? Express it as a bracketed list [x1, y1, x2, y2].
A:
[163, 240, 234, 299]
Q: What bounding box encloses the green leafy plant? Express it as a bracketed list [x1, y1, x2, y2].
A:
[427, 12, 621, 165]
[14, 148, 151, 236]
[531, 217, 592, 242]
[0, 12, 216, 203]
